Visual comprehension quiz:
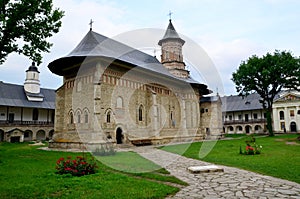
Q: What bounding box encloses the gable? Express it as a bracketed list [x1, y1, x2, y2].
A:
[274, 92, 300, 103]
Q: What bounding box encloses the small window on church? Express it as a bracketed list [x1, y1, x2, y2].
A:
[84, 111, 88, 123]
[77, 112, 81, 123]
[138, 105, 143, 121]
[107, 111, 111, 123]
[298, 110, 300, 115]
[116, 96, 123, 108]
[69, 112, 74, 124]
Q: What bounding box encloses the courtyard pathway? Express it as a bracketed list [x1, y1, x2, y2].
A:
[132, 146, 300, 199]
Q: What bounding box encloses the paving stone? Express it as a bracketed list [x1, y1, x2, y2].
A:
[129, 146, 300, 199]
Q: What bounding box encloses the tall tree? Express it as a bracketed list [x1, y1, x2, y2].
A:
[232, 50, 300, 136]
[0, 0, 64, 65]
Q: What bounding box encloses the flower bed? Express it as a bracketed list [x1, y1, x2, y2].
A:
[240, 135, 262, 155]
[55, 156, 98, 176]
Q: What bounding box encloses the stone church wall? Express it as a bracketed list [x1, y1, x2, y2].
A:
[50, 61, 205, 148]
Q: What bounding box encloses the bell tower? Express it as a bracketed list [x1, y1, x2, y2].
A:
[24, 62, 44, 101]
[158, 19, 189, 78]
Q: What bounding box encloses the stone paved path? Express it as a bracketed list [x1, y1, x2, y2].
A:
[132, 146, 300, 199]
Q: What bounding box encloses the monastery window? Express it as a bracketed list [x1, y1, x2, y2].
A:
[253, 113, 258, 119]
[32, 108, 39, 121]
[138, 105, 143, 121]
[77, 112, 81, 123]
[290, 110, 295, 117]
[116, 96, 123, 108]
[69, 112, 74, 124]
[165, 51, 169, 60]
[298, 110, 300, 115]
[170, 111, 176, 127]
[238, 115, 242, 120]
[279, 111, 284, 120]
[84, 110, 89, 123]
[228, 115, 232, 121]
[106, 111, 111, 123]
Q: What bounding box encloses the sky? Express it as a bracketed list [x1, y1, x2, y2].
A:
[1, 0, 300, 96]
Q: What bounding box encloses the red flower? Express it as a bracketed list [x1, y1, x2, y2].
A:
[246, 146, 254, 151]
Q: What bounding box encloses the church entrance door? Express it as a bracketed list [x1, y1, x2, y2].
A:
[116, 128, 123, 144]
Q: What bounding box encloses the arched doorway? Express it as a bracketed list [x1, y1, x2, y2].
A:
[116, 128, 123, 144]
[290, 122, 297, 132]
[245, 125, 251, 134]
[36, 130, 46, 141]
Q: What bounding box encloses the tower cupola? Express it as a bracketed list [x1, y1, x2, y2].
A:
[24, 62, 44, 101]
[158, 19, 189, 78]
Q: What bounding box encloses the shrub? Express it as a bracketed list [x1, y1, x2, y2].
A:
[55, 156, 98, 176]
[240, 135, 262, 155]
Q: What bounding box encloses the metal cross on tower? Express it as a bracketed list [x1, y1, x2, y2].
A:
[89, 19, 94, 31]
[168, 11, 173, 20]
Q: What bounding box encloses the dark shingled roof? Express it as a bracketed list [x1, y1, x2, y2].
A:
[48, 30, 209, 94]
[0, 81, 55, 109]
[158, 19, 185, 46]
[221, 93, 263, 112]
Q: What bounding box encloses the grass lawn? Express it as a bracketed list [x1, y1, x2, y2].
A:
[0, 142, 183, 199]
[161, 134, 300, 183]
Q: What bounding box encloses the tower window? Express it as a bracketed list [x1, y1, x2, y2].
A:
[107, 111, 111, 123]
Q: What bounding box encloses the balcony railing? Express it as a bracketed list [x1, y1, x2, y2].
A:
[224, 118, 267, 125]
[0, 120, 54, 126]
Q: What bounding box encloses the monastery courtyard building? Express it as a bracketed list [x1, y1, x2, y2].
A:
[47, 20, 215, 149]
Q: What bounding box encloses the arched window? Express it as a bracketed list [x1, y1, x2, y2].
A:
[84, 110, 89, 123]
[138, 105, 143, 121]
[279, 111, 284, 120]
[116, 96, 123, 108]
[69, 112, 74, 124]
[107, 111, 111, 123]
[32, 108, 39, 121]
[76, 111, 81, 123]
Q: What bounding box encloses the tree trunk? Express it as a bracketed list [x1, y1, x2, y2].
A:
[266, 109, 274, 136]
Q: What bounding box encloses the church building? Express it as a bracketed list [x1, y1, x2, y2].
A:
[48, 20, 211, 149]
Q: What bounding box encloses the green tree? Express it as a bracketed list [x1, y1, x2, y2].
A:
[232, 50, 300, 136]
[0, 0, 64, 65]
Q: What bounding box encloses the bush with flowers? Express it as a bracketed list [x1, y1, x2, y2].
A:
[240, 134, 262, 155]
[55, 156, 98, 176]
